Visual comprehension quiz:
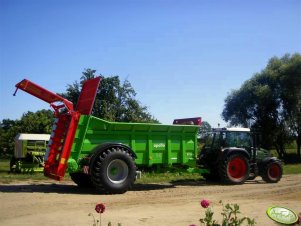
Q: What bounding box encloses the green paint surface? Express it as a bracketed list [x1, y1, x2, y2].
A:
[68, 115, 199, 171]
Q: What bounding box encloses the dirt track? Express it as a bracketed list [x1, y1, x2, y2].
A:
[0, 174, 300, 226]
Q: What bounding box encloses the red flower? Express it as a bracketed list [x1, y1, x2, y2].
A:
[95, 203, 106, 214]
[200, 199, 210, 208]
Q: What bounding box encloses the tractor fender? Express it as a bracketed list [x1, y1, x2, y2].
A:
[220, 148, 250, 161]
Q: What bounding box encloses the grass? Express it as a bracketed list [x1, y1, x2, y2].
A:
[0, 159, 300, 184]
[138, 171, 201, 184]
[283, 164, 301, 174]
[0, 159, 70, 184]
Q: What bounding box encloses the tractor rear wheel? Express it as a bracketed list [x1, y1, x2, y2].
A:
[261, 161, 282, 183]
[90, 147, 136, 194]
[219, 154, 250, 184]
[70, 172, 94, 188]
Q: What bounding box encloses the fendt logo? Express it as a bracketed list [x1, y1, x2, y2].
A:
[267, 206, 298, 225]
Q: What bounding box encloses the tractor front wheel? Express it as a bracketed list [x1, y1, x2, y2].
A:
[261, 161, 282, 183]
[219, 154, 250, 184]
[90, 147, 136, 194]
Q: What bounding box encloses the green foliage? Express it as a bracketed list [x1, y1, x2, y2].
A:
[200, 207, 218, 226]
[283, 164, 301, 174]
[0, 110, 54, 157]
[198, 121, 212, 147]
[198, 201, 256, 226]
[200, 121, 212, 132]
[62, 69, 158, 123]
[220, 201, 255, 226]
[222, 53, 301, 158]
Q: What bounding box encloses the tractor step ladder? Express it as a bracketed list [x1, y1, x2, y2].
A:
[14, 77, 101, 180]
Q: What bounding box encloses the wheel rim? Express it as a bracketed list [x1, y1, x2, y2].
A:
[268, 163, 281, 180]
[227, 157, 247, 181]
[107, 159, 129, 184]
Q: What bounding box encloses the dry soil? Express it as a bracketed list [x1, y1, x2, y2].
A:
[0, 174, 300, 226]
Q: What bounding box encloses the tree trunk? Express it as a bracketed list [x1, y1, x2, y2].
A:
[296, 125, 301, 157]
[297, 136, 301, 157]
[275, 145, 283, 159]
[275, 142, 286, 159]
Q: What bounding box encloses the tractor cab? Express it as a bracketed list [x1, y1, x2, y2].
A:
[206, 128, 251, 148]
[200, 128, 252, 164]
[198, 127, 282, 184]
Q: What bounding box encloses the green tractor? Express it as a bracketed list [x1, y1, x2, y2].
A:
[198, 128, 283, 184]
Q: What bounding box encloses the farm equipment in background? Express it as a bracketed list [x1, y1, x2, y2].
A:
[14, 77, 283, 193]
[10, 133, 50, 173]
[198, 128, 283, 184]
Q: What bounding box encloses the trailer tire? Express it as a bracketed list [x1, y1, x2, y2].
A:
[90, 146, 136, 194]
[70, 172, 94, 188]
[219, 154, 250, 184]
[261, 161, 282, 183]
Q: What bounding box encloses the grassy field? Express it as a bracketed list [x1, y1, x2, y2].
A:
[0, 159, 300, 184]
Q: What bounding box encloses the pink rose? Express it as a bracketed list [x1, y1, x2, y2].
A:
[95, 203, 106, 214]
[200, 199, 210, 208]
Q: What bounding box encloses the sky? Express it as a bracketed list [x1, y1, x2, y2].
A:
[0, 0, 301, 127]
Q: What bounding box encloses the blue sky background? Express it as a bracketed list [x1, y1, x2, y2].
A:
[1, 0, 300, 126]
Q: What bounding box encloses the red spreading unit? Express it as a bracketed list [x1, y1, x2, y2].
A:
[173, 117, 202, 126]
[15, 77, 101, 180]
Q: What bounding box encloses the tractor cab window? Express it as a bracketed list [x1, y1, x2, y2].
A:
[212, 132, 221, 149]
[224, 132, 251, 148]
[204, 133, 214, 148]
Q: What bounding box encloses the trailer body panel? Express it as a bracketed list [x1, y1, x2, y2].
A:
[69, 115, 199, 171]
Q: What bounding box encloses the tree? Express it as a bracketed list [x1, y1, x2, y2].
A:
[62, 69, 159, 123]
[199, 121, 212, 135]
[0, 110, 54, 157]
[198, 121, 212, 145]
[222, 54, 301, 158]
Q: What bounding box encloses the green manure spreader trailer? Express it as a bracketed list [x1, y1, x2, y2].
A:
[14, 77, 200, 194]
[14, 77, 282, 194]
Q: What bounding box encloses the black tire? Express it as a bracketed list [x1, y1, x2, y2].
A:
[202, 170, 220, 181]
[70, 172, 94, 188]
[261, 161, 282, 183]
[219, 154, 250, 184]
[90, 146, 136, 194]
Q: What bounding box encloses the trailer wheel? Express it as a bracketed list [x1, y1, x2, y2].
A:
[90, 147, 136, 194]
[70, 172, 94, 188]
[261, 161, 282, 183]
[219, 154, 250, 184]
